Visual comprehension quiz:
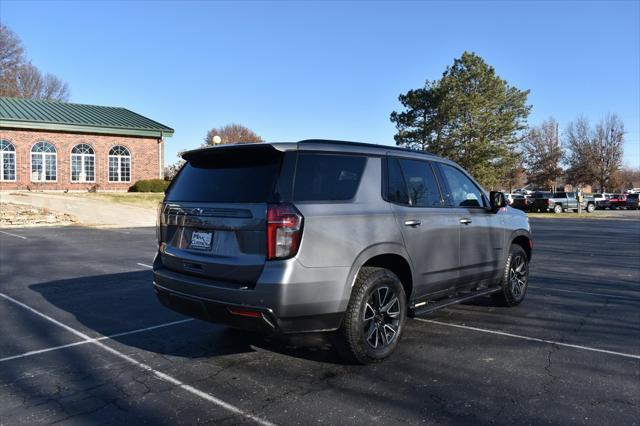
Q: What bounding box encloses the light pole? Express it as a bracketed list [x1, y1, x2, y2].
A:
[212, 135, 222, 145]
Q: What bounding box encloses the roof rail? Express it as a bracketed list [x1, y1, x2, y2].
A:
[297, 139, 434, 156]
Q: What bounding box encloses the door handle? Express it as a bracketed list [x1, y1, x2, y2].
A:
[404, 219, 422, 227]
[459, 218, 472, 225]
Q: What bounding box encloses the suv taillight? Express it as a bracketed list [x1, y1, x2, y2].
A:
[267, 203, 303, 260]
[546, 199, 552, 206]
[156, 202, 163, 243]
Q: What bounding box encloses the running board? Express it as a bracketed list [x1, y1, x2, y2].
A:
[409, 287, 502, 317]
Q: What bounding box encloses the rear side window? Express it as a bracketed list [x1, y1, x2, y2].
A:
[293, 154, 366, 202]
[386, 158, 410, 204]
[388, 158, 442, 207]
[165, 147, 282, 203]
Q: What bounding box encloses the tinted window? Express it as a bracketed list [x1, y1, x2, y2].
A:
[293, 154, 366, 201]
[533, 192, 551, 198]
[395, 158, 442, 207]
[439, 164, 485, 208]
[386, 158, 409, 204]
[165, 148, 282, 202]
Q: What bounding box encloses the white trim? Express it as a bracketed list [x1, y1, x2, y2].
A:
[30, 141, 57, 183]
[0, 151, 17, 182]
[108, 145, 132, 183]
[70, 153, 96, 183]
[70, 143, 96, 183]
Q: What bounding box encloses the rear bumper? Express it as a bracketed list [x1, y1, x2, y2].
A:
[152, 254, 350, 334]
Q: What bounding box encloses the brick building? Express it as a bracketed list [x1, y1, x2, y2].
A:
[0, 97, 173, 191]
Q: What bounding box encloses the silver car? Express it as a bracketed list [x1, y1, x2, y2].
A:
[153, 140, 532, 364]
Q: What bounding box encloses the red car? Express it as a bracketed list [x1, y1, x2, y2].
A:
[607, 194, 627, 209]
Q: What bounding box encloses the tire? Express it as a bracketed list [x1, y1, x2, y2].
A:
[334, 267, 407, 364]
[492, 244, 529, 307]
[586, 203, 595, 213]
[553, 204, 563, 214]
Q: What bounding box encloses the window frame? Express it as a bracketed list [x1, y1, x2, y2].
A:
[0, 139, 17, 182]
[108, 145, 131, 183]
[433, 162, 488, 209]
[30, 141, 57, 182]
[70, 143, 96, 183]
[382, 155, 446, 208]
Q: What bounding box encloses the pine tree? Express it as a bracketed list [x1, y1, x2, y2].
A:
[391, 52, 531, 188]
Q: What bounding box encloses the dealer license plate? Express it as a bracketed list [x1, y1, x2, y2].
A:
[190, 230, 213, 250]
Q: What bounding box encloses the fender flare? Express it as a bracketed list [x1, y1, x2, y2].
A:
[338, 242, 415, 310]
[509, 229, 533, 260]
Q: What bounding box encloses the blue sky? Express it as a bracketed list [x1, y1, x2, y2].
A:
[2, 0, 639, 167]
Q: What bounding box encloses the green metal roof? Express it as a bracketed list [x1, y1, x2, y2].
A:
[0, 97, 173, 138]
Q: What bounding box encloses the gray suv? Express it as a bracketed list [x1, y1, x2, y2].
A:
[153, 140, 532, 364]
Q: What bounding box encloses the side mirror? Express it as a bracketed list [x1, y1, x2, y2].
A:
[489, 191, 507, 212]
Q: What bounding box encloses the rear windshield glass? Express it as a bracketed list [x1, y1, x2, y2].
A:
[293, 154, 366, 201]
[165, 147, 283, 203]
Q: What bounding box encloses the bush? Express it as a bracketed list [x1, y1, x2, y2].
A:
[129, 179, 170, 193]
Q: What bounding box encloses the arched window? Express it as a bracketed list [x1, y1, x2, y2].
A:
[31, 141, 57, 182]
[108, 145, 131, 182]
[71, 144, 95, 182]
[0, 140, 16, 181]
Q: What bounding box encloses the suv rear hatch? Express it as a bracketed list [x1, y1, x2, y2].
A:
[158, 144, 287, 288]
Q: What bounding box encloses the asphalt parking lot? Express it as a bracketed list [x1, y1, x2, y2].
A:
[1, 217, 638, 425]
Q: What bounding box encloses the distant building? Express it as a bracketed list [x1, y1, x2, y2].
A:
[0, 97, 173, 191]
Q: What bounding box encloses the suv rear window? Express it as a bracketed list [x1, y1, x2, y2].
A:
[293, 154, 366, 202]
[165, 147, 283, 203]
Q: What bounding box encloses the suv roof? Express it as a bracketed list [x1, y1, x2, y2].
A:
[182, 139, 445, 162]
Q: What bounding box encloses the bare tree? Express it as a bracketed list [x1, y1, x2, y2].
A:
[592, 114, 625, 192]
[611, 166, 640, 191]
[204, 123, 263, 146]
[0, 24, 70, 101]
[566, 114, 625, 192]
[0, 24, 25, 97]
[164, 153, 185, 180]
[40, 72, 70, 101]
[565, 117, 592, 186]
[521, 117, 564, 191]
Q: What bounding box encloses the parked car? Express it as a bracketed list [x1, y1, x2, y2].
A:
[529, 191, 596, 213]
[606, 194, 627, 209]
[505, 193, 523, 205]
[513, 188, 533, 196]
[152, 140, 532, 364]
[626, 193, 639, 210]
[595, 193, 613, 209]
[510, 194, 533, 212]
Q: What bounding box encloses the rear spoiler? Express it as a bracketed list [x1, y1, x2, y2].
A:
[182, 143, 294, 161]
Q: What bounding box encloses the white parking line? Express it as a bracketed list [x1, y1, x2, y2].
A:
[0, 292, 275, 426]
[530, 286, 638, 300]
[0, 230, 27, 240]
[415, 318, 640, 360]
[137, 262, 153, 269]
[0, 318, 194, 363]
